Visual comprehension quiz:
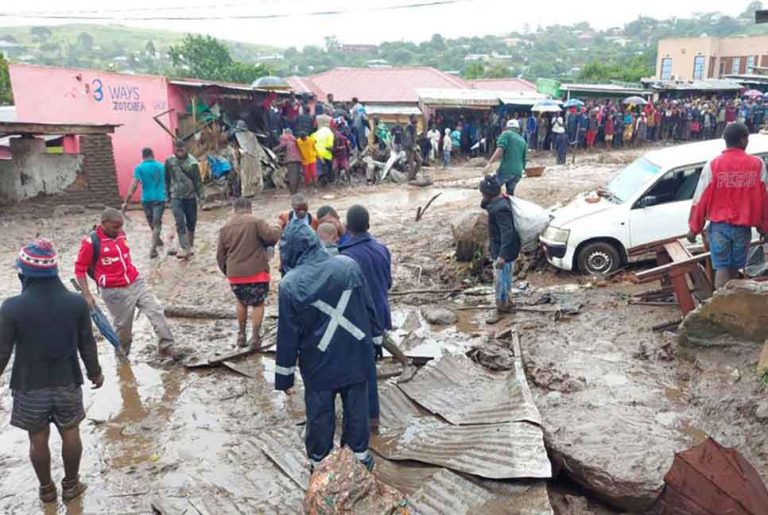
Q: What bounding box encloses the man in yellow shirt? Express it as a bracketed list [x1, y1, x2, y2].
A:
[313, 126, 335, 183]
[296, 131, 318, 188]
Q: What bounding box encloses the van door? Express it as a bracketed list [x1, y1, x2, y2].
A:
[628, 164, 703, 248]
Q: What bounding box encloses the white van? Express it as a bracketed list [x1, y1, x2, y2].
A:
[539, 135, 768, 275]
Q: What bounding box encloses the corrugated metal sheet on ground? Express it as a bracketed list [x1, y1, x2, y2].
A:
[407, 469, 552, 515]
[251, 426, 310, 490]
[398, 353, 541, 425]
[373, 418, 551, 479]
[378, 381, 430, 428]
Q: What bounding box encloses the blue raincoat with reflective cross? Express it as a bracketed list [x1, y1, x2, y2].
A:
[275, 222, 382, 393]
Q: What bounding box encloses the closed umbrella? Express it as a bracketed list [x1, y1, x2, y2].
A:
[563, 99, 585, 108]
[251, 76, 290, 90]
[532, 100, 563, 113]
[743, 89, 764, 99]
[622, 96, 648, 105]
[70, 279, 121, 352]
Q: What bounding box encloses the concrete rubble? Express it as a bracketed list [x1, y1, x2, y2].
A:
[421, 306, 458, 326]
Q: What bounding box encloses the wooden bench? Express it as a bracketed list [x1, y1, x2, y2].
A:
[629, 236, 714, 314]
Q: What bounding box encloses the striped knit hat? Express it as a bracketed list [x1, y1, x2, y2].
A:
[17, 238, 59, 278]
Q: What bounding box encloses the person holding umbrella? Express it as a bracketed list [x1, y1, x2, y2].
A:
[74, 208, 175, 357]
[0, 238, 103, 503]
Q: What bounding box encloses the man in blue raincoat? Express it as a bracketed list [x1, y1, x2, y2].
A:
[338, 205, 392, 433]
[275, 223, 382, 471]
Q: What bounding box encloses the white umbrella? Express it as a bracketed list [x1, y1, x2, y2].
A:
[532, 100, 563, 113]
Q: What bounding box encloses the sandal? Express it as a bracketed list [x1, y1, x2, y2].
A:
[61, 476, 87, 501]
[39, 483, 57, 503]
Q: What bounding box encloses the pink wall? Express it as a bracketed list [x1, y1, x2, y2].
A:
[10, 64, 177, 199]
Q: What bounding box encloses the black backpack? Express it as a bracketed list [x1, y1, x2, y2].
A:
[87, 229, 101, 280]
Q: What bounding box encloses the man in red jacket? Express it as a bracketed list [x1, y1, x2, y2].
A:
[688, 122, 768, 289]
[74, 208, 174, 356]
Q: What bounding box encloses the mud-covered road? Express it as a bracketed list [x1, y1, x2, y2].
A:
[1, 148, 766, 514]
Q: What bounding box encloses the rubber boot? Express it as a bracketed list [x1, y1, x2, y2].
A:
[150, 225, 161, 259]
[39, 483, 57, 503]
[176, 233, 192, 260]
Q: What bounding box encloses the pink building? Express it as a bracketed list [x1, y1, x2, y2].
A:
[9, 64, 187, 199]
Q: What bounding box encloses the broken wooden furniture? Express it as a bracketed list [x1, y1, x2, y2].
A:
[629, 236, 714, 315]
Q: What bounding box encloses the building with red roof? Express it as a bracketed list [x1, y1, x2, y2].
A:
[469, 78, 537, 92]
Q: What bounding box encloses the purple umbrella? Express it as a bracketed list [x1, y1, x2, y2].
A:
[743, 89, 764, 99]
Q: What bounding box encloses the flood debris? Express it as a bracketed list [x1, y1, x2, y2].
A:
[680, 280, 768, 345]
[373, 355, 551, 480]
[654, 437, 768, 515]
[304, 447, 409, 515]
[451, 209, 488, 262]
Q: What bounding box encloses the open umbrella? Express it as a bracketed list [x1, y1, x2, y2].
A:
[531, 99, 563, 113]
[622, 96, 648, 105]
[70, 279, 121, 351]
[743, 89, 764, 99]
[563, 99, 584, 108]
[251, 76, 290, 90]
[655, 438, 768, 514]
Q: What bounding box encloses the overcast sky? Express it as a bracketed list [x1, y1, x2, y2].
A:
[0, 0, 753, 48]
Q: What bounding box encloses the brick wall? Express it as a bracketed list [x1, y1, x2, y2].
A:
[78, 134, 122, 207]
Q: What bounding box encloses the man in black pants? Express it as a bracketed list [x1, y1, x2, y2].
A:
[165, 139, 205, 259]
[0, 239, 104, 503]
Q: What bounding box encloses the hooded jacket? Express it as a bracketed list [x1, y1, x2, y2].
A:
[482, 195, 521, 262]
[275, 223, 381, 392]
[339, 233, 393, 331]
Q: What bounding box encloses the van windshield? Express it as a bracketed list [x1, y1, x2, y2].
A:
[605, 157, 663, 204]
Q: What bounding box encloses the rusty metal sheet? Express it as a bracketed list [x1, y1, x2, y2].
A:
[398, 353, 541, 425]
[378, 381, 429, 428]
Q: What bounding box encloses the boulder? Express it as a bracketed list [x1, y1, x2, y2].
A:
[421, 307, 458, 326]
[304, 447, 407, 515]
[451, 209, 488, 262]
[758, 341, 768, 377]
[680, 280, 768, 345]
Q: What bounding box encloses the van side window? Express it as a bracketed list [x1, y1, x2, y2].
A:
[635, 166, 703, 208]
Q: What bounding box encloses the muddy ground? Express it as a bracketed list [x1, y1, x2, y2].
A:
[0, 147, 766, 514]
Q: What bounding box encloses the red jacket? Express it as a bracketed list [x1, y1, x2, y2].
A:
[74, 226, 139, 288]
[689, 148, 768, 234]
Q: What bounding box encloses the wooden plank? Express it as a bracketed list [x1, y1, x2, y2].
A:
[634, 253, 711, 282]
[663, 241, 693, 263]
[669, 273, 696, 314]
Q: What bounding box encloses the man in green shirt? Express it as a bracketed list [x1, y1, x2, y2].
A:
[485, 119, 528, 196]
[165, 140, 205, 259]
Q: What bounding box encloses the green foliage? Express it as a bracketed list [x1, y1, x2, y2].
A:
[168, 34, 271, 84]
[0, 52, 12, 105]
[579, 54, 654, 83]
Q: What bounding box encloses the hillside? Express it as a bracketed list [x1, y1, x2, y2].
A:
[0, 24, 279, 75]
[0, 2, 767, 84]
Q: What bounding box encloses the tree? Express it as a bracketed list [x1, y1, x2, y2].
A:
[0, 52, 13, 105]
[29, 26, 51, 42]
[169, 34, 271, 84]
[146, 40, 156, 56]
[77, 32, 94, 51]
[741, 1, 764, 19]
[464, 62, 485, 79]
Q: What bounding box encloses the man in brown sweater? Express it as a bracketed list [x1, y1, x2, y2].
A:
[217, 198, 282, 348]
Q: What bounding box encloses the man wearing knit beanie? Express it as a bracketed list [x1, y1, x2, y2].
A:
[479, 176, 521, 324]
[0, 239, 104, 503]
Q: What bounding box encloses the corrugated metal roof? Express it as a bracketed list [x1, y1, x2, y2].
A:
[408, 469, 502, 514]
[416, 88, 501, 107]
[561, 83, 650, 95]
[470, 78, 537, 92]
[286, 76, 319, 95]
[253, 427, 310, 490]
[399, 353, 541, 425]
[642, 79, 743, 92]
[366, 104, 422, 116]
[0, 106, 17, 122]
[299, 67, 471, 103]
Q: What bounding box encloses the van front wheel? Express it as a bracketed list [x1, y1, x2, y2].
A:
[577, 242, 621, 275]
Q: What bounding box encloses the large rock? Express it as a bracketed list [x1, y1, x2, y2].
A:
[421, 307, 458, 326]
[681, 280, 768, 344]
[451, 209, 488, 262]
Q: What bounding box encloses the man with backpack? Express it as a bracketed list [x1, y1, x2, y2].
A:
[74, 208, 174, 357]
[165, 139, 204, 259]
[480, 176, 521, 325]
